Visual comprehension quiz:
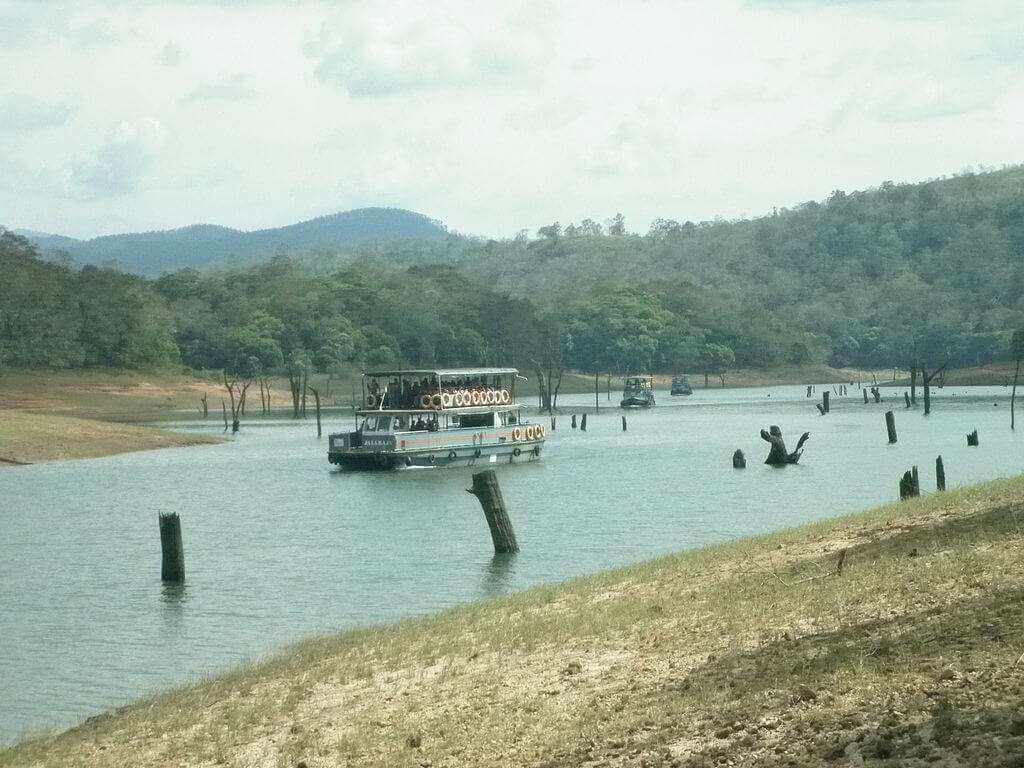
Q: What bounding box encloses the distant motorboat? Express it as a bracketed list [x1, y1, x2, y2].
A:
[620, 375, 655, 408]
[670, 375, 693, 396]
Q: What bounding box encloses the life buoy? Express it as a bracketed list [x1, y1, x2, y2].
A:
[513, 447, 522, 457]
[526, 426, 536, 440]
[366, 394, 377, 408]
[420, 394, 432, 409]
[431, 394, 443, 409]
[500, 389, 511, 404]
[447, 450, 457, 460]
[442, 392, 453, 408]
[512, 427, 522, 441]
[470, 390, 481, 406]
[536, 425, 544, 439]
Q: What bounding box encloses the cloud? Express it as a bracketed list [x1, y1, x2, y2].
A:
[66, 117, 168, 198]
[158, 41, 183, 67]
[182, 73, 258, 103]
[309, 6, 551, 97]
[0, 94, 75, 131]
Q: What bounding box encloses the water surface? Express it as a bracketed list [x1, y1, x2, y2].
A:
[2, 383, 1022, 743]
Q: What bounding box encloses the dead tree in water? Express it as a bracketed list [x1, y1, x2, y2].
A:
[306, 384, 322, 438]
[760, 426, 810, 466]
[197, 392, 208, 418]
[921, 360, 948, 416]
[1011, 330, 1024, 430]
[223, 371, 251, 434]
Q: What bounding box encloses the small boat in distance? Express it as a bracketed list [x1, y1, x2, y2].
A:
[620, 375, 656, 408]
[670, 375, 693, 396]
[328, 368, 545, 470]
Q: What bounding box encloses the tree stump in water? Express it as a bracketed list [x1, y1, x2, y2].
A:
[872, 387, 881, 403]
[885, 410, 897, 444]
[899, 467, 920, 500]
[571, 414, 577, 430]
[467, 470, 519, 554]
[159, 513, 185, 582]
[967, 429, 979, 447]
[936, 455, 946, 491]
[904, 392, 912, 409]
[733, 449, 746, 468]
[863, 389, 869, 404]
[581, 413, 587, 431]
[760, 426, 810, 466]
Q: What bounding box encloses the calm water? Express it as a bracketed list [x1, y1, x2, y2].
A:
[2, 384, 1023, 743]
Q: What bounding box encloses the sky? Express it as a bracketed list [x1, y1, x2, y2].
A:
[0, 0, 1022, 239]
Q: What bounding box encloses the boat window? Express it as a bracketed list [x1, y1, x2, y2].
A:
[459, 412, 495, 428]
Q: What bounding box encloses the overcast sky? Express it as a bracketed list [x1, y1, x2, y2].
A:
[1, 0, 1021, 239]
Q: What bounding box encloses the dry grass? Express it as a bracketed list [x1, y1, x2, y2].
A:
[0, 410, 221, 464]
[4, 477, 1024, 767]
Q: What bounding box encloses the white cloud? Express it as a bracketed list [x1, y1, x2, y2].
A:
[158, 41, 183, 66]
[0, 94, 75, 131]
[182, 73, 258, 103]
[66, 117, 169, 198]
[309, 4, 553, 97]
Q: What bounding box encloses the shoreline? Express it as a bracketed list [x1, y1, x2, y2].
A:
[4, 475, 1023, 766]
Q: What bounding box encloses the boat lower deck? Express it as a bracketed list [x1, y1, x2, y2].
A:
[329, 438, 543, 470]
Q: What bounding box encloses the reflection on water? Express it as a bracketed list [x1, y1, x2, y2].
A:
[480, 554, 518, 597]
[1, 383, 1023, 743]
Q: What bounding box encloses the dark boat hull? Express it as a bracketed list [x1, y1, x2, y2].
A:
[329, 440, 544, 471]
[620, 396, 655, 408]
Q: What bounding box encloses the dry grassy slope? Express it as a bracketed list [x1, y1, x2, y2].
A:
[0, 411, 220, 464]
[4, 477, 1024, 767]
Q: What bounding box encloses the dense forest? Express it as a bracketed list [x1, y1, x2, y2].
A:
[3, 167, 1024, 396]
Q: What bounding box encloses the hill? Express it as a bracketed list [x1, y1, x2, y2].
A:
[17, 207, 447, 275]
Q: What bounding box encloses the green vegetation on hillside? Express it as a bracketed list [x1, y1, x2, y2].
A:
[4, 167, 1024, 398]
[5, 476, 1023, 766]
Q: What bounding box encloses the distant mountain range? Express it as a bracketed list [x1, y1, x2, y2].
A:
[17, 207, 447, 275]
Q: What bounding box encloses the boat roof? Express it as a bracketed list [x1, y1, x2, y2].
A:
[626, 374, 654, 380]
[358, 404, 523, 415]
[363, 367, 518, 377]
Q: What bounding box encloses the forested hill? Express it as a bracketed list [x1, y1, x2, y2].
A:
[3, 166, 1024, 381]
[18, 207, 446, 275]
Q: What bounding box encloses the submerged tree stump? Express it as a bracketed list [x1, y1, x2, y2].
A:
[899, 467, 920, 500]
[159, 513, 185, 582]
[581, 413, 587, 431]
[822, 391, 830, 413]
[622, 416, 627, 432]
[863, 389, 869, 404]
[936, 455, 946, 491]
[885, 410, 897, 444]
[571, 414, 577, 430]
[760, 426, 810, 466]
[467, 470, 519, 554]
[872, 387, 881, 403]
[967, 429, 979, 447]
[733, 449, 746, 468]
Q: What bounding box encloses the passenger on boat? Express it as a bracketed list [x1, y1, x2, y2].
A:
[413, 416, 428, 431]
[427, 417, 439, 432]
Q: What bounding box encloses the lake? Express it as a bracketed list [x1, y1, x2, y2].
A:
[2, 383, 1023, 744]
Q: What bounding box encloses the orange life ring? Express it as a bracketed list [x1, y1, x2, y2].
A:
[526, 426, 536, 440]
[500, 389, 511, 404]
[489, 389, 498, 405]
[442, 392, 453, 408]
[431, 394, 443, 409]
[471, 390, 482, 406]
[512, 427, 522, 441]
[536, 425, 544, 439]
[420, 394, 432, 409]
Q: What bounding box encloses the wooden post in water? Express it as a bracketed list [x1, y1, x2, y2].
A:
[467, 470, 519, 554]
[622, 415, 627, 432]
[309, 386, 322, 438]
[885, 410, 897, 444]
[551, 416, 556, 431]
[221, 399, 228, 432]
[967, 429, 979, 447]
[581, 413, 587, 431]
[806, 385, 812, 398]
[595, 372, 600, 411]
[863, 389, 869, 404]
[733, 449, 746, 468]
[159, 513, 185, 582]
[872, 387, 881, 404]
[904, 392, 912, 409]
[912, 465, 920, 496]
[936, 455, 946, 491]
[571, 414, 577, 429]
[822, 391, 830, 413]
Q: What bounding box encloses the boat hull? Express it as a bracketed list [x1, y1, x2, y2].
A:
[329, 439, 544, 471]
[620, 397, 655, 408]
